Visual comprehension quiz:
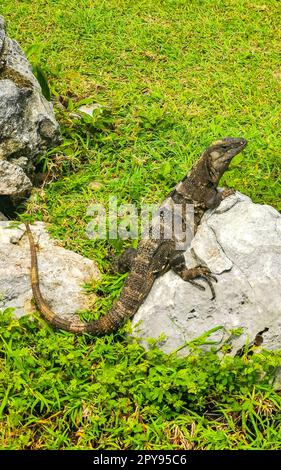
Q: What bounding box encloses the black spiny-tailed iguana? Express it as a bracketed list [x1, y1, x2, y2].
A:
[25, 137, 247, 335]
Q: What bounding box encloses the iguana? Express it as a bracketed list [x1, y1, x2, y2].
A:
[25, 137, 247, 335]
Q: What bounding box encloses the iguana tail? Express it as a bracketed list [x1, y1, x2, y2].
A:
[25, 223, 145, 335]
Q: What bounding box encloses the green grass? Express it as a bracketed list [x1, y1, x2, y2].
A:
[0, 0, 281, 449]
[1, 309, 281, 450]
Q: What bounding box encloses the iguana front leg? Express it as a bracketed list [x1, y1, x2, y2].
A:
[168, 251, 217, 299]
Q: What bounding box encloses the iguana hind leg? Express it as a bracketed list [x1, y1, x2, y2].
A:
[169, 251, 217, 299]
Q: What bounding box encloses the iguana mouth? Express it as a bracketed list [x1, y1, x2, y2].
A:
[223, 137, 247, 160]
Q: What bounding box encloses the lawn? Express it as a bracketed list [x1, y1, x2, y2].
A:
[0, 0, 281, 450]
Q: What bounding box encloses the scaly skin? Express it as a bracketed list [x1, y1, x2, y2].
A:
[26, 137, 247, 335]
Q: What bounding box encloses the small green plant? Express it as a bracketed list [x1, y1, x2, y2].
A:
[33, 65, 51, 101]
[25, 43, 52, 101]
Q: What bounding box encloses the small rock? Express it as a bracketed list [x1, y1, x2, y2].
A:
[0, 160, 32, 196]
[78, 103, 102, 117]
[0, 222, 100, 320]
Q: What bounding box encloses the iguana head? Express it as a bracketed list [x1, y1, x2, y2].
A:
[206, 137, 247, 184]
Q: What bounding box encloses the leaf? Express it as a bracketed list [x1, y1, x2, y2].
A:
[0, 385, 12, 417]
[160, 161, 171, 179]
[172, 325, 225, 354]
[25, 44, 43, 61]
[33, 65, 51, 101]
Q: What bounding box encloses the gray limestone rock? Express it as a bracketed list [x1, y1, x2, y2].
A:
[0, 16, 60, 198]
[132, 193, 281, 355]
[0, 222, 100, 320]
[0, 160, 32, 195]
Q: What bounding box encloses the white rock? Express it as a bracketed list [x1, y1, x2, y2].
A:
[0, 222, 100, 321]
[132, 193, 281, 355]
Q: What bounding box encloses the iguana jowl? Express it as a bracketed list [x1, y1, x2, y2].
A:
[26, 137, 247, 335]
